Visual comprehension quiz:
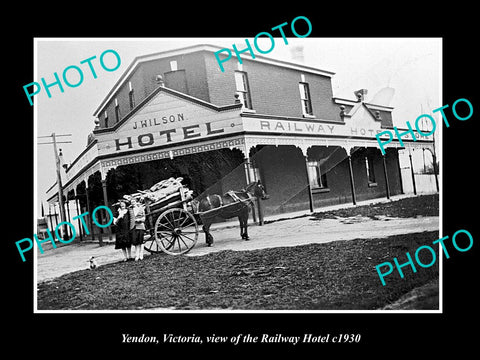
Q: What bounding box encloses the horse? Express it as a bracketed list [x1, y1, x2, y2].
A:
[192, 181, 269, 246]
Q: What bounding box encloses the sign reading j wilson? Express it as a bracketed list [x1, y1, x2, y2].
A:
[131, 113, 187, 129]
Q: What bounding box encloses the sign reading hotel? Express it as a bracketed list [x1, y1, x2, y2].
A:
[250, 118, 431, 141]
[95, 90, 243, 156]
[242, 100, 433, 143]
[115, 114, 226, 151]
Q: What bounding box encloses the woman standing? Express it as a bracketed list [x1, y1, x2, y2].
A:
[113, 200, 132, 261]
[130, 198, 146, 261]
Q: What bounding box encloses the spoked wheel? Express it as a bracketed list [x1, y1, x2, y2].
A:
[143, 232, 162, 254]
[152, 208, 199, 255]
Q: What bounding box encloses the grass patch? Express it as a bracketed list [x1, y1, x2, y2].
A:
[37, 231, 439, 311]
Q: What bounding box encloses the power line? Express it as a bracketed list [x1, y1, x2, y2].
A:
[38, 133, 72, 145]
[38, 141, 72, 145]
[38, 133, 72, 138]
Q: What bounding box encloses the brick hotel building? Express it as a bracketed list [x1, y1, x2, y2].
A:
[46, 44, 436, 233]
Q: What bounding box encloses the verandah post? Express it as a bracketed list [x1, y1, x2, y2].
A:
[101, 178, 112, 242]
[408, 148, 417, 195]
[303, 155, 314, 213]
[347, 154, 357, 205]
[243, 155, 258, 224]
[382, 153, 391, 199]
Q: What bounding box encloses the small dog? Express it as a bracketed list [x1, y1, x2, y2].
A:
[89, 256, 98, 270]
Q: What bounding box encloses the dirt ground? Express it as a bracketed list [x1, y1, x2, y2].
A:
[36, 194, 440, 311]
[36, 214, 438, 283]
[37, 231, 440, 311]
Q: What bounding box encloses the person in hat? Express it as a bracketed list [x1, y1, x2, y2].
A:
[129, 198, 146, 261]
[113, 200, 133, 261]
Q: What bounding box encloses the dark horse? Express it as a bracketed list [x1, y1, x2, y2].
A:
[193, 181, 269, 246]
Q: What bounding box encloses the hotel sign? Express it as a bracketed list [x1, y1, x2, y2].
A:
[95, 90, 433, 157]
[95, 91, 243, 156]
[243, 117, 433, 142]
[114, 117, 227, 151]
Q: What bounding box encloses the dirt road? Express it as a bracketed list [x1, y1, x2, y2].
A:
[188, 215, 438, 256]
[36, 214, 438, 283]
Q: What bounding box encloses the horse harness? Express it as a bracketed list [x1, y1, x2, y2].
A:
[204, 191, 254, 208]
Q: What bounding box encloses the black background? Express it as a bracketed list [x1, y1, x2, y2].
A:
[7, 6, 478, 356]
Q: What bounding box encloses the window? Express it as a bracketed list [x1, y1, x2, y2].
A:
[307, 161, 328, 189]
[104, 110, 108, 128]
[115, 106, 120, 122]
[365, 156, 376, 185]
[128, 82, 135, 109]
[170, 60, 178, 71]
[250, 165, 262, 182]
[129, 90, 135, 109]
[299, 82, 313, 116]
[234, 71, 253, 110]
[114, 98, 120, 123]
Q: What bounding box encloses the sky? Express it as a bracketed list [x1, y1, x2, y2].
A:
[34, 37, 442, 215]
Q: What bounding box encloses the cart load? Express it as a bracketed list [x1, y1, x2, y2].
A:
[119, 177, 199, 256]
[122, 177, 193, 205]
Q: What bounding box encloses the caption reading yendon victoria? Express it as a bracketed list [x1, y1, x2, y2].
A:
[122, 333, 362, 345]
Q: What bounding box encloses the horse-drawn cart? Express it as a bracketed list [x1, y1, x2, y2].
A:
[121, 177, 268, 256]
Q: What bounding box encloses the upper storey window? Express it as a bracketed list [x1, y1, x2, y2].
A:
[114, 98, 120, 123]
[234, 71, 253, 110]
[104, 110, 108, 128]
[299, 82, 313, 117]
[128, 81, 135, 110]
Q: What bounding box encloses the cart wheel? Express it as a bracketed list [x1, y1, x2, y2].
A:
[152, 208, 199, 255]
[143, 233, 162, 254]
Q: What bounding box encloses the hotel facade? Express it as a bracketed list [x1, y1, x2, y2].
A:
[46, 44, 437, 234]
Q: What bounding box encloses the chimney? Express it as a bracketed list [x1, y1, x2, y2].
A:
[290, 45, 304, 63]
[354, 89, 368, 102]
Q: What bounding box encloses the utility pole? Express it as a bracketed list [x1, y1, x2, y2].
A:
[38, 133, 72, 239]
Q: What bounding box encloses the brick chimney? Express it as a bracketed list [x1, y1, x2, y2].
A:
[290, 45, 304, 63]
[354, 89, 368, 102]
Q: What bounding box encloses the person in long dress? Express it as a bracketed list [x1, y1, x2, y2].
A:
[113, 201, 133, 261]
[129, 198, 146, 261]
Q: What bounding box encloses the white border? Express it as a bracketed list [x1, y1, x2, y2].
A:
[33, 37, 443, 314]
[33, 38, 39, 310]
[438, 38, 444, 313]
